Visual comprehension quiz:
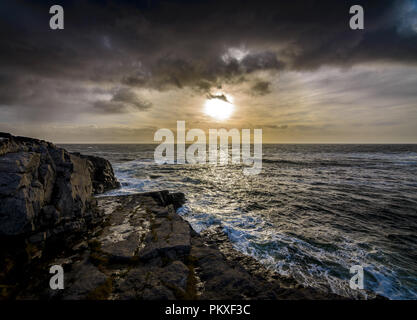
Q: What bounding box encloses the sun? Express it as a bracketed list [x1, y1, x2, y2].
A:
[204, 94, 234, 120]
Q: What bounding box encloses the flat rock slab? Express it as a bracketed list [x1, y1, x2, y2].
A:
[95, 194, 191, 262]
[139, 211, 191, 261]
[98, 201, 150, 261]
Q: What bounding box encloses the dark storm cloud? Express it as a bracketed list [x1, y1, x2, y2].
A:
[93, 87, 152, 114]
[0, 0, 417, 114]
[206, 93, 231, 103]
[122, 52, 284, 91]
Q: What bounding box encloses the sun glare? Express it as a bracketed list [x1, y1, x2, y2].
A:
[204, 95, 234, 120]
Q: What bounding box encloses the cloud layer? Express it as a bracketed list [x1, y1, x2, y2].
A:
[0, 0, 416, 142]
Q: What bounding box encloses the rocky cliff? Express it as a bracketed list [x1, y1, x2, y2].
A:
[0, 132, 119, 238]
[0, 133, 120, 298]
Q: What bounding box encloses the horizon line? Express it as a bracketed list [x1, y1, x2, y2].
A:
[56, 142, 417, 145]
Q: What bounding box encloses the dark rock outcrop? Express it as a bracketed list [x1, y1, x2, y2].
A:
[76, 154, 120, 194]
[0, 133, 120, 298]
[0, 133, 120, 238]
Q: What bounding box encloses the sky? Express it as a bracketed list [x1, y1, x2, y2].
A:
[0, 0, 416, 143]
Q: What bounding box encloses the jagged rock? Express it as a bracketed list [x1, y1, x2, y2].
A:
[63, 257, 108, 300]
[144, 190, 186, 211]
[0, 133, 120, 238]
[78, 154, 120, 194]
[160, 261, 190, 290]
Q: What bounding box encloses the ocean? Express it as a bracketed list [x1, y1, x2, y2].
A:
[61, 144, 417, 299]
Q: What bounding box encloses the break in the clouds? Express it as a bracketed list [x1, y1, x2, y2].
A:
[0, 0, 417, 142]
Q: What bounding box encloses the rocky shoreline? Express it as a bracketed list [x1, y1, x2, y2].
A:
[0, 133, 372, 300]
[11, 192, 345, 300]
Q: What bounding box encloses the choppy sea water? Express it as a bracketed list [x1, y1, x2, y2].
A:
[62, 144, 417, 299]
